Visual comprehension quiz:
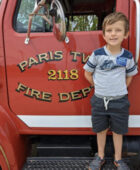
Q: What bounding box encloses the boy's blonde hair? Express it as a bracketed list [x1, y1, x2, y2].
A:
[102, 12, 129, 35]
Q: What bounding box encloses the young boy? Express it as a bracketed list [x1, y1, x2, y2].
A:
[83, 12, 138, 170]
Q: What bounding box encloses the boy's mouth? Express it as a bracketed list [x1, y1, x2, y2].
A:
[110, 38, 118, 41]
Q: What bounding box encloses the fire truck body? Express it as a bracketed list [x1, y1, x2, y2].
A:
[0, 0, 140, 169]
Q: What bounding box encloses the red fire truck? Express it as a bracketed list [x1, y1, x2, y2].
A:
[0, 0, 140, 169]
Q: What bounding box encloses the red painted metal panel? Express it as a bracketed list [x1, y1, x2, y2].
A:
[3, 0, 137, 135]
[3, 1, 104, 116]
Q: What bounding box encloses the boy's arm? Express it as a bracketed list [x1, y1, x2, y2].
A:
[84, 70, 94, 87]
[126, 76, 133, 87]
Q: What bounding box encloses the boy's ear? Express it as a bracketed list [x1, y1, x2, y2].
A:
[124, 31, 129, 39]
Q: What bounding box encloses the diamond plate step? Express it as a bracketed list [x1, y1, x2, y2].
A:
[22, 157, 138, 170]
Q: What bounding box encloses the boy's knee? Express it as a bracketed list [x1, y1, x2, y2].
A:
[112, 131, 123, 137]
[97, 128, 109, 134]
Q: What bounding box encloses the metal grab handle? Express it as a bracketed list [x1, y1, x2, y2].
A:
[133, 0, 140, 63]
[25, 0, 52, 44]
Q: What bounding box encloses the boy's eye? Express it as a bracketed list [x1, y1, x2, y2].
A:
[116, 29, 122, 32]
[106, 29, 112, 32]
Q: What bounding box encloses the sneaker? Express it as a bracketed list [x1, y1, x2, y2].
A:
[114, 159, 130, 170]
[89, 153, 105, 170]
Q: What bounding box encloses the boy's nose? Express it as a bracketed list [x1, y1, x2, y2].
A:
[111, 30, 116, 35]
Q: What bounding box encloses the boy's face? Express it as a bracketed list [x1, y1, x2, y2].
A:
[103, 21, 129, 48]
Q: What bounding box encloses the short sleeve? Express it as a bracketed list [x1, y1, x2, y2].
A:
[126, 57, 138, 76]
[83, 52, 97, 72]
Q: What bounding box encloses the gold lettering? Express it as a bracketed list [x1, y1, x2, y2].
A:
[24, 87, 31, 96]
[58, 86, 92, 102]
[30, 89, 41, 99]
[16, 83, 52, 102]
[81, 53, 90, 64]
[16, 83, 27, 92]
[28, 57, 39, 68]
[42, 92, 52, 102]
[70, 90, 82, 101]
[17, 61, 28, 72]
[48, 51, 54, 60]
[70, 51, 81, 62]
[58, 93, 70, 102]
[17, 51, 91, 72]
[81, 87, 91, 97]
[37, 53, 49, 63]
[54, 51, 63, 60]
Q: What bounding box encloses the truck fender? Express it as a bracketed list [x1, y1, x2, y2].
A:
[0, 105, 28, 170]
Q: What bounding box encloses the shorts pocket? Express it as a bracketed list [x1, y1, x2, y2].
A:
[109, 95, 130, 113]
[90, 95, 104, 110]
[90, 95, 100, 106]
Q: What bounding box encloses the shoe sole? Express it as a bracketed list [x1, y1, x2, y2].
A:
[89, 168, 101, 170]
[88, 160, 105, 170]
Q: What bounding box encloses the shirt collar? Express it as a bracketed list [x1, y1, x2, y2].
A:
[104, 45, 124, 57]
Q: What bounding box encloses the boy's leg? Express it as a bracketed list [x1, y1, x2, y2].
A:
[89, 129, 108, 170]
[113, 132, 130, 170]
[112, 132, 123, 161]
[97, 128, 108, 159]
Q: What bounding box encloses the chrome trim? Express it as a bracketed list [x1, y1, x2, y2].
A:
[133, 0, 140, 63]
[17, 115, 140, 128]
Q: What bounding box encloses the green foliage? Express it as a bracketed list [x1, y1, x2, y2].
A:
[17, 0, 35, 25]
[68, 15, 98, 31]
